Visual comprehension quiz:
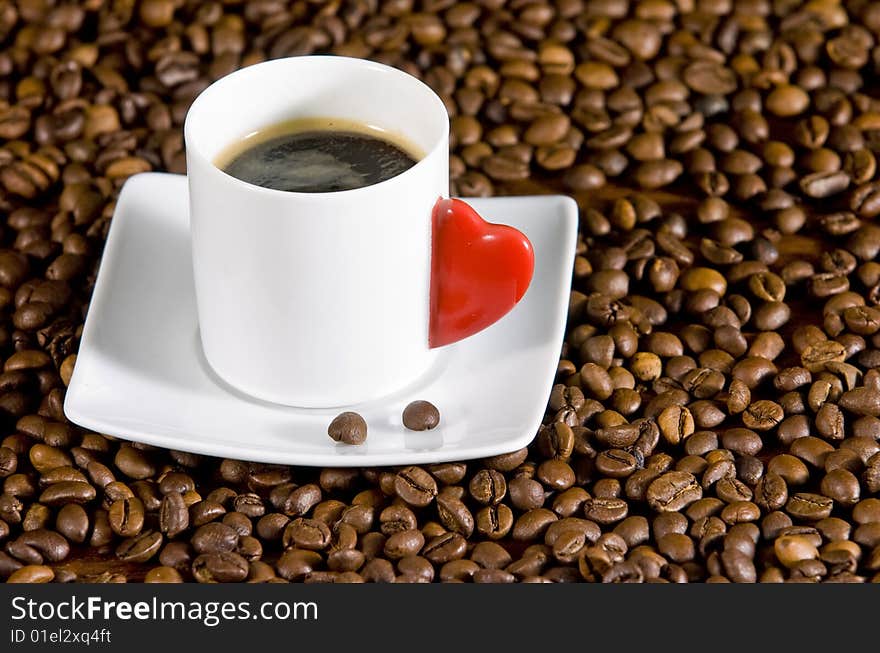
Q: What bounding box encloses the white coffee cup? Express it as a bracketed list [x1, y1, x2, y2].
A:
[185, 56, 533, 407]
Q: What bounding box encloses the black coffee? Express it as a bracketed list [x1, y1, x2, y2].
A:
[220, 123, 418, 193]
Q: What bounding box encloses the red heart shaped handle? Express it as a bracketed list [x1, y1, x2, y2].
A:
[430, 198, 534, 348]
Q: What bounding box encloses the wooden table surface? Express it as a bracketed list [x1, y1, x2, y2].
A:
[50, 174, 829, 582]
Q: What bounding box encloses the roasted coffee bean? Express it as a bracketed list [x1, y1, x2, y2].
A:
[402, 400, 440, 431]
[391, 467, 436, 507]
[274, 548, 321, 581]
[853, 499, 880, 525]
[580, 363, 614, 399]
[422, 532, 466, 564]
[282, 484, 322, 517]
[38, 481, 95, 506]
[742, 400, 784, 431]
[647, 472, 703, 513]
[801, 341, 847, 373]
[224, 513, 253, 538]
[283, 518, 331, 551]
[157, 541, 193, 573]
[158, 472, 195, 496]
[396, 555, 433, 582]
[114, 446, 156, 480]
[328, 412, 367, 444]
[475, 504, 513, 540]
[469, 469, 506, 505]
[54, 504, 88, 544]
[471, 541, 513, 570]
[720, 428, 760, 457]
[380, 505, 417, 536]
[145, 565, 184, 583]
[840, 388, 880, 416]
[786, 493, 834, 521]
[852, 182, 880, 219]
[436, 495, 474, 538]
[116, 531, 163, 563]
[233, 493, 265, 518]
[592, 478, 622, 499]
[537, 423, 576, 461]
[108, 497, 144, 538]
[754, 472, 789, 512]
[159, 492, 189, 537]
[536, 459, 576, 490]
[509, 476, 546, 511]
[595, 449, 638, 478]
[186, 498, 224, 526]
[382, 526, 425, 561]
[513, 508, 559, 540]
[657, 405, 695, 444]
[7, 565, 54, 584]
[821, 469, 860, 506]
[192, 522, 239, 554]
[29, 445, 71, 473]
[595, 423, 640, 449]
[192, 552, 249, 583]
[14, 529, 69, 563]
[800, 171, 850, 198]
[582, 497, 628, 525]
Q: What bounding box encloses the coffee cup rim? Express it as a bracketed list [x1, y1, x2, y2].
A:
[184, 55, 449, 198]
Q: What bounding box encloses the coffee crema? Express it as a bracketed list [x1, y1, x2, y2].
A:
[215, 117, 421, 193]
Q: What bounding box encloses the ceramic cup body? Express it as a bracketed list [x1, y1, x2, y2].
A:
[185, 56, 448, 407]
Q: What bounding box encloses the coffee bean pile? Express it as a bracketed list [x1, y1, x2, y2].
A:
[3, 0, 880, 583]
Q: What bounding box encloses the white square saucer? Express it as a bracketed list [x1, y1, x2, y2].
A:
[65, 173, 577, 466]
